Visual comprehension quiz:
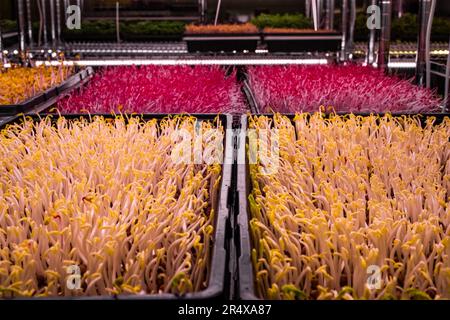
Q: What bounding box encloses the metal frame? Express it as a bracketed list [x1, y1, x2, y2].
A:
[340, 0, 348, 61]
[42, 0, 48, 44]
[348, 0, 356, 57]
[323, 0, 335, 30]
[214, 0, 222, 25]
[50, 0, 56, 45]
[430, 41, 450, 112]
[397, 0, 404, 18]
[56, 0, 62, 43]
[116, 1, 121, 43]
[312, 0, 319, 31]
[199, 0, 207, 23]
[306, 0, 311, 18]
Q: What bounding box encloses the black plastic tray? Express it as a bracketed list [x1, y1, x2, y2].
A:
[184, 33, 260, 53]
[0, 113, 234, 300]
[62, 33, 117, 42]
[122, 33, 183, 42]
[56, 67, 94, 94]
[0, 67, 94, 116]
[236, 112, 450, 300]
[263, 32, 342, 52]
[16, 67, 95, 116]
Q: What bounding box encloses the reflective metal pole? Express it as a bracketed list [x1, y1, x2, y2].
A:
[445, 39, 450, 112]
[378, 0, 392, 72]
[330, 0, 335, 29]
[116, 1, 120, 43]
[56, 0, 61, 42]
[306, 0, 311, 18]
[214, 0, 222, 25]
[199, 0, 207, 23]
[26, 0, 33, 47]
[367, 0, 377, 65]
[317, 0, 322, 26]
[425, 0, 436, 88]
[397, 0, 403, 18]
[50, 0, 56, 45]
[312, 0, 319, 30]
[347, 0, 356, 57]
[324, 0, 333, 30]
[416, 0, 432, 86]
[17, 0, 26, 52]
[42, 0, 48, 44]
[340, 0, 348, 61]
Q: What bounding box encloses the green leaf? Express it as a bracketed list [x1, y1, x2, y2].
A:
[251, 14, 312, 30]
[405, 288, 432, 300]
[281, 284, 308, 300]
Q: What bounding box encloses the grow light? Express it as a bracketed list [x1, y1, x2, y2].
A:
[35, 58, 329, 67]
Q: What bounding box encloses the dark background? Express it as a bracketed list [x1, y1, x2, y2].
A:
[78, 0, 450, 18]
[1, 0, 450, 20]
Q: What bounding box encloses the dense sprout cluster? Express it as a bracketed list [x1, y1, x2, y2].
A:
[248, 65, 442, 113]
[57, 66, 246, 114]
[249, 113, 450, 300]
[0, 66, 72, 105]
[0, 115, 224, 297]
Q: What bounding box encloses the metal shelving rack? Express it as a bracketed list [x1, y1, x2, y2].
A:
[1, 0, 449, 110]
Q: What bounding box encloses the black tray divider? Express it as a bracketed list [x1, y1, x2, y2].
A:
[228, 117, 242, 299]
[236, 114, 258, 300]
[30, 67, 95, 115]
[263, 32, 342, 53]
[183, 33, 260, 53]
[240, 68, 260, 114]
[242, 81, 260, 114]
